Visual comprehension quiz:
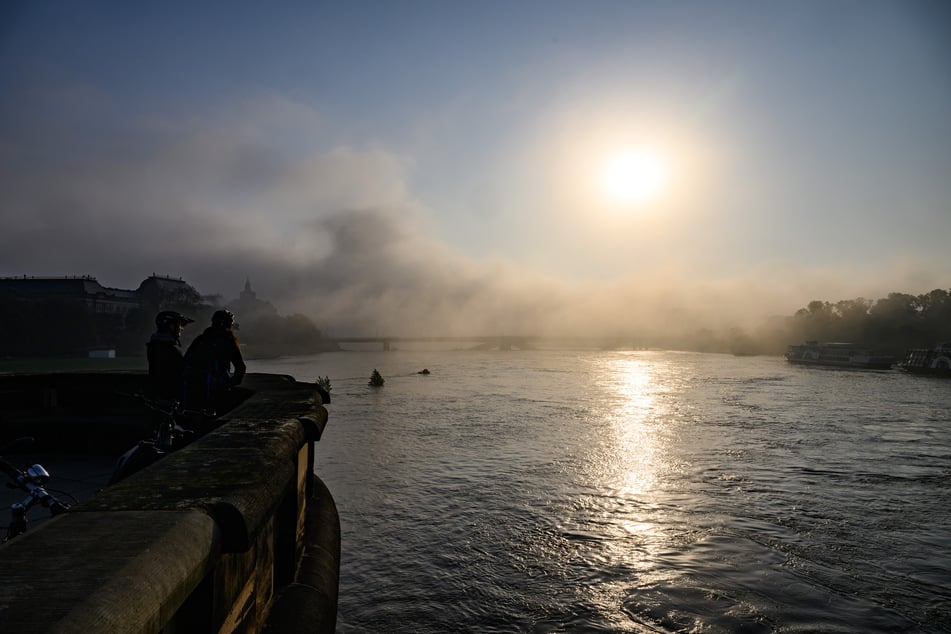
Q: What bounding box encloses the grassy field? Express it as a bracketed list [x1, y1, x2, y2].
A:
[0, 357, 148, 374]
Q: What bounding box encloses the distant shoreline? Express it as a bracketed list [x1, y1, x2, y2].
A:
[0, 357, 149, 374]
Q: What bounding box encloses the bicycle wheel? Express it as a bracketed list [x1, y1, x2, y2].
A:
[108, 442, 163, 485]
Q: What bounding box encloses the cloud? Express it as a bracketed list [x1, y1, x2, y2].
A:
[1, 85, 947, 344]
[0, 88, 411, 289]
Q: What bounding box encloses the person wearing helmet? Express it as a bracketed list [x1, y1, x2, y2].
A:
[147, 310, 194, 401]
[183, 309, 247, 413]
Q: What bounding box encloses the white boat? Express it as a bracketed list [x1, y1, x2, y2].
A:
[784, 341, 894, 370]
[898, 343, 951, 377]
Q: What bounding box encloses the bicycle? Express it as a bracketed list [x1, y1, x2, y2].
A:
[0, 437, 73, 541]
[108, 396, 215, 485]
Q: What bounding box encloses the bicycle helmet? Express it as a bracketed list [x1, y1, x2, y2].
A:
[212, 309, 237, 329]
[156, 310, 194, 328]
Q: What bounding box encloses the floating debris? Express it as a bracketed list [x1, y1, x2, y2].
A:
[368, 369, 385, 387]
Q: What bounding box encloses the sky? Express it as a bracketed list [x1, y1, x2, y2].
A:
[1, 1, 949, 338]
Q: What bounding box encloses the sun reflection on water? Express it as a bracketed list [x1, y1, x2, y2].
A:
[561, 354, 687, 628]
[601, 355, 662, 498]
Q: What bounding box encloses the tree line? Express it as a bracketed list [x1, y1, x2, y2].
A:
[715, 288, 951, 357]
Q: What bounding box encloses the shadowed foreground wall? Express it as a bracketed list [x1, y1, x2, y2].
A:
[0, 372, 338, 633]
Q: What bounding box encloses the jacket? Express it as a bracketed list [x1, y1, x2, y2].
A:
[146, 331, 185, 401]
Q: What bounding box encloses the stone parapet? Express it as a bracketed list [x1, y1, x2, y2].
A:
[0, 372, 338, 633]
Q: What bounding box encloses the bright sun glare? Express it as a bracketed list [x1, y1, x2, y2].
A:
[599, 150, 670, 207]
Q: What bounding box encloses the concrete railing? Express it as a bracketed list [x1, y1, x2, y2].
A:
[0, 372, 339, 633]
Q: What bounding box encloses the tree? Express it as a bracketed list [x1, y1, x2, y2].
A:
[235, 311, 337, 356]
[867, 293, 923, 352]
[790, 300, 835, 342]
[918, 289, 951, 343]
[833, 298, 872, 341]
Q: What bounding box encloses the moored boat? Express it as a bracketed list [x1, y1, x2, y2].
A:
[784, 341, 894, 370]
[898, 343, 951, 377]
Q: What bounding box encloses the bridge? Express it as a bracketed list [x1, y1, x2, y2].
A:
[332, 336, 648, 351]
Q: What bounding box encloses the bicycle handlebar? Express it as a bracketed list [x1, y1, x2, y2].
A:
[118, 392, 215, 419]
[0, 450, 71, 520]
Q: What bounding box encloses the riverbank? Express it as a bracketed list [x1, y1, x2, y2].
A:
[0, 339, 344, 373]
[0, 357, 148, 373]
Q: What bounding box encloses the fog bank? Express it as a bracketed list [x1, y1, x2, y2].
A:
[1, 91, 945, 342]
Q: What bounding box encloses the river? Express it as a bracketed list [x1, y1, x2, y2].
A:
[253, 348, 951, 633]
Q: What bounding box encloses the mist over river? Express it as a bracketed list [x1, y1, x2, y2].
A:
[253, 349, 951, 633]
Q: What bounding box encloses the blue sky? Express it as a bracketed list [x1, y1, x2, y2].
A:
[1, 1, 949, 336]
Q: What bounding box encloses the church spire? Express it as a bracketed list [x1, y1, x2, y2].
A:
[240, 277, 256, 301]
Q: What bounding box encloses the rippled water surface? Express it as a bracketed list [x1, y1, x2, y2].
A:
[254, 350, 951, 633]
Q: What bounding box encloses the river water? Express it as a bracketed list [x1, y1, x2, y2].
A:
[253, 349, 951, 633]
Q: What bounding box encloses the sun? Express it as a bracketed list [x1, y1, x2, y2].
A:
[598, 149, 670, 207]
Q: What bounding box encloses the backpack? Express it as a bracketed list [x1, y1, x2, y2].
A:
[183, 332, 230, 408]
